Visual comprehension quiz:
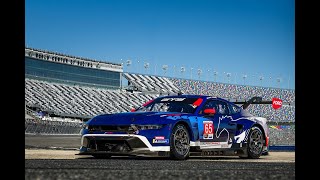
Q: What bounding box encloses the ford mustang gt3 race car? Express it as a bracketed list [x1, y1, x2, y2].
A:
[78, 95, 270, 160]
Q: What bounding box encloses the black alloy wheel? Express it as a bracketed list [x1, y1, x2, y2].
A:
[170, 124, 190, 160]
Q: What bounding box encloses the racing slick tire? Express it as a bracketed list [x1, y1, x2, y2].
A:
[170, 124, 190, 160]
[240, 126, 264, 159]
[92, 154, 111, 159]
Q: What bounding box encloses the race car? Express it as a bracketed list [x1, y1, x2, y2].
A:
[78, 94, 269, 160]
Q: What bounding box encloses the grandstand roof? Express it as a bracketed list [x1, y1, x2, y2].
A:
[25, 47, 123, 72]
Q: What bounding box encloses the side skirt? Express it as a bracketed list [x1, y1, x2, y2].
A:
[190, 144, 248, 157]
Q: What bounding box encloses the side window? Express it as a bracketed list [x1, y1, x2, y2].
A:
[229, 104, 241, 114]
[200, 100, 229, 115]
[216, 101, 229, 115]
[202, 100, 218, 112]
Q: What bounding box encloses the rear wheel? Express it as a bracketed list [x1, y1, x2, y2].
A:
[246, 126, 264, 158]
[170, 124, 190, 160]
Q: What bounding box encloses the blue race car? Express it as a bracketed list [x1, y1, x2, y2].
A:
[78, 94, 269, 160]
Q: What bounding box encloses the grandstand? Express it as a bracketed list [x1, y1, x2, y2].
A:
[25, 47, 295, 145]
[123, 73, 180, 93]
[122, 73, 295, 122]
[170, 78, 295, 104]
[25, 78, 158, 118]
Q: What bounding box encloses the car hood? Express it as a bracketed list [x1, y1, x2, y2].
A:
[88, 112, 188, 125]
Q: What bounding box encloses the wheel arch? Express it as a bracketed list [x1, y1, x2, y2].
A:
[173, 121, 194, 141]
[250, 123, 267, 146]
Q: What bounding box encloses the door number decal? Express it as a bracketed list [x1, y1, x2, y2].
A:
[203, 121, 214, 139]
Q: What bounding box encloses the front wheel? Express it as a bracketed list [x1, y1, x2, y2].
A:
[170, 124, 190, 160]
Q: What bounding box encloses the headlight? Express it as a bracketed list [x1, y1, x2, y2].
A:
[136, 125, 163, 130]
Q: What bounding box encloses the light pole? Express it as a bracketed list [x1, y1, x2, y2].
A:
[197, 69, 202, 80]
[277, 78, 281, 88]
[181, 66, 185, 78]
[120, 59, 124, 89]
[213, 71, 218, 82]
[259, 76, 264, 87]
[162, 65, 168, 76]
[242, 74, 247, 85]
[137, 60, 140, 74]
[120, 59, 124, 71]
[226, 73, 231, 83]
[207, 69, 210, 81]
[252, 74, 256, 86]
[126, 59, 131, 73]
[144, 62, 149, 74]
[190, 67, 193, 79]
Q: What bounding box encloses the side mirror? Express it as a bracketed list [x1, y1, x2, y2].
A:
[204, 108, 216, 115]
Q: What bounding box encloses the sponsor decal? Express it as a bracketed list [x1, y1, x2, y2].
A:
[200, 142, 220, 145]
[153, 139, 169, 143]
[161, 98, 186, 102]
[203, 121, 214, 139]
[199, 141, 231, 149]
[272, 98, 282, 110]
[154, 136, 165, 140]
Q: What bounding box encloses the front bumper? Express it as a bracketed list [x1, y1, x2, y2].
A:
[78, 134, 170, 156]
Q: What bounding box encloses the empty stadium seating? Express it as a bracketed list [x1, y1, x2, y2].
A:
[25, 75, 295, 122]
[25, 78, 158, 118]
[25, 118, 82, 134]
[169, 78, 295, 103]
[25, 75, 295, 145]
[268, 127, 295, 145]
[123, 73, 181, 93]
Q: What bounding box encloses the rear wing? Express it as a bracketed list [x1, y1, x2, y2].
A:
[232, 96, 272, 110]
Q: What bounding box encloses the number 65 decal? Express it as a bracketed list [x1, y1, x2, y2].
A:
[203, 121, 214, 139]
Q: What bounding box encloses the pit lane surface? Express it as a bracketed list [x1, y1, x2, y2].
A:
[25, 135, 295, 179]
[25, 149, 295, 180]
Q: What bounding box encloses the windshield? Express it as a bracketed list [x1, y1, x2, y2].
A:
[135, 97, 202, 114]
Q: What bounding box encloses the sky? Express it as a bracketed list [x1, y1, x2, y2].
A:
[25, 0, 295, 90]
